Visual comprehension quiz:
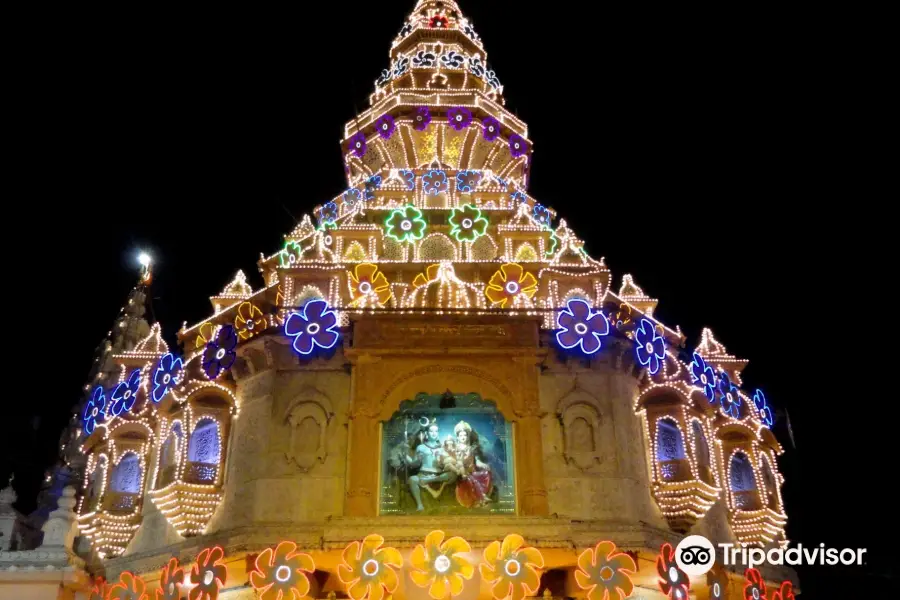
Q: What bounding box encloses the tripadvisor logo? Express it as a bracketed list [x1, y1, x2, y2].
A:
[675, 535, 868, 573]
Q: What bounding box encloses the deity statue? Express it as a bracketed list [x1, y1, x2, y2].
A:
[404, 419, 458, 511]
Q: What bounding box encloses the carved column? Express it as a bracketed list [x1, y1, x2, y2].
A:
[346, 354, 381, 516]
[514, 355, 548, 516]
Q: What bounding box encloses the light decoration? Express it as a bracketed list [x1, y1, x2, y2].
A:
[555, 298, 609, 355]
[743, 568, 767, 600]
[455, 170, 483, 193]
[409, 530, 474, 599]
[509, 134, 528, 157]
[483, 116, 501, 141]
[83, 386, 107, 435]
[109, 368, 141, 417]
[190, 546, 227, 600]
[479, 534, 543, 600]
[250, 540, 316, 600]
[707, 568, 729, 600]
[89, 576, 106, 600]
[422, 170, 449, 196]
[635, 319, 666, 375]
[107, 571, 149, 600]
[158, 558, 185, 600]
[338, 533, 403, 600]
[201, 325, 237, 379]
[376, 113, 396, 139]
[349, 263, 392, 308]
[753, 389, 774, 427]
[318, 201, 339, 229]
[717, 371, 742, 418]
[349, 132, 367, 158]
[193, 322, 216, 350]
[234, 302, 266, 340]
[449, 204, 488, 242]
[720, 444, 788, 545]
[406, 263, 485, 310]
[485, 263, 537, 308]
[279, 241, 304, 268]
[690, 352, 717, 403]
[385, 205, 427, 243]
[284, 299, 340, 356]
[772, 581, 795, 600]
[414, 107, 432, 131]
[447, 107, 472, 130]
[532, 204, 551, 226]
[152, 353, 183, 403]
[346, 187, 364, 208]
[574, 540, 636, 600]
[656, 543, 689, 599]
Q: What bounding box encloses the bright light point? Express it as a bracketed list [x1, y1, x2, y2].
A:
[434, 555, 451, 573]
[138, 252, 152, 267]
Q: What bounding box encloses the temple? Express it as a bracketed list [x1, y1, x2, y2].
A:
[0, 2, 797, 599]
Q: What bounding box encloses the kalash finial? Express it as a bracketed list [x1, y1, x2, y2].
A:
[138, 251, 153, 285]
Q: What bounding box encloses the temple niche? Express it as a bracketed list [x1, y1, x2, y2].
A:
[1, 2, 797, 599]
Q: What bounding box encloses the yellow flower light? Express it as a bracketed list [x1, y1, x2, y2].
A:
[349, 263, 392, 307]
[574, 541, 636, 600]
[338, 533, 403, 600]
[234, 302, 266, 340]
[479, 534, 543, 600]
[409, 530, 475, 599]
[485, 264, 538, 308]
[194, 322, 215, 350]
[412, 264, 441, 289]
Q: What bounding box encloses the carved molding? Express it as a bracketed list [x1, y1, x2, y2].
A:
[284, 387, 334, 472]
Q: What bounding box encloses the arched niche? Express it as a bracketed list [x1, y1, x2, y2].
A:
[156, 421, 184, 488]
[556, 390, 603, 471]
[729, 451, 760, 511]
[187, 418, 221, 484]
[84, 454, 108, 513]
[107, 452, 143, 513]
[283, 387, 334, 472]
[655, 418, 688, 481]
[418, 233, 457, 261]
[690, 420, 715, 485]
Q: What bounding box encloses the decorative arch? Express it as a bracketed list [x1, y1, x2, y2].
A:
[470, 233, 498, 261]
[728, 451, 760, 511]
[417, 233, 457, 261]
[156, 420, 184, 488]
[283, 387, 335, 472]
[514, 242, 538, 262]
[556, 389, 604, 471]
[343, 241, 367, 262]
[293, 285, 326, 308]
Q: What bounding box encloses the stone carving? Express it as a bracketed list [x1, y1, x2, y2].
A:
[284, 388, 334, 472]
[557, 390, 604, 471]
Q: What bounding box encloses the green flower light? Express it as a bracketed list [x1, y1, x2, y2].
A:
[449, 204, 489, 243]
[543, 225, 559, 256]
[385, 205, 427, 243]
[279, 241, 303, 267]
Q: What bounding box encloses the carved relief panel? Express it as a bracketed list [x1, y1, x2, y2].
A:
[284, 388, 334, 472]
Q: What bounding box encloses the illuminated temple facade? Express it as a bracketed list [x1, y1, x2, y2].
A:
[1, 2, 797, 599]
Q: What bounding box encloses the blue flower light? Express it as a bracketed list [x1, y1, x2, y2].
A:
[510, 190, 526, 204]
[202, 325, 238, 379]
[556, 298, 609, 355]
[533, 203, 551, 226]
[83, 386, 106, 435]
[284, 299, 340, 356]
[717, 372, 742, 418]
[422, 170, 448, 196]
[364, 176, 382, 201]
[152, 353, 183, 403]
[690, 352, 717, 402]
[344, 187, 363, 207]
[399, 170, 416, 191]
[754, 389, 774, 428]
[110, 368, 142, 417]
[318, 201, 338, 229]
[456, 170, 482, 193]
[635, 319, 666, 375]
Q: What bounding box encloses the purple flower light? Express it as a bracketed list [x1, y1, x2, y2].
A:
[284, 299, 340, 356]
[202, 325, 237, 379]
[447, 107, 473, 131]
[414, 106, 432, 131]
[348, 132, 367, 158]
[110, 368, 141, 417]
[376, 114, 395, 139]
[635, 319, 666, 375]
[556, 298, 610, 355]
[82, 386, 106, 435]
[690, 352, 717, 403]
[509, 134, 528, 157]
[152, 353, 183, 403]
[482, 116, 501, 141]
[717, 372, 742, 418]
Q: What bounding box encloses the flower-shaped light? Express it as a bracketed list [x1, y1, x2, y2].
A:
[456, 170, 483, 193]
[430, 15, 449, 28]
[717, 372, 742, 419]
[250, 541, 316, 600]
[480, 534, 543, 600]
[202, 325, 237, 379]
[707, 567, 729, 600]
[376, 114, 395, 139]
[532, 204, 551, 226]
[194, 322, 216, 350]
[608, 303, 632, 330]
[449, 204, 488, 242]
[690, 352, 717, 403]
[364, 177, 381, 201]
[152, 353, 183, 403]
[509, 134, 528, 157]
[110, 368, 142, 417]
[318, 201, 339, 229]
[510, 190, 526, 204]
[414, 106, 432, 131]
[772, 581, 795, 600]
[349, 263, 392, 307]
[575, 540, 636, 600]
[347, 186, 365, 207]
[234, 302, 266, 341]
[635, 319, 666, 375]
[753, 389, 774, 427]
[447, 107, 473, 131]
[279, 241, 303, 268]
[284, 299, 340, 356]
[743, 568, 767, 600]
[656, 543, 689, 600]
[410, 530, 475, 599]
[107, 572, 148, 600]
[483, 116, 501, 141]
[190, 547, 227, 600]
[399, 169, 416, 190]
[89, 577, 106, 600]
[485, 263, 538, 308]
[556, 299, 610, 355]
[385, 205, 427, 243]
[83, 386, 106, 435]
[422, 170, 449, 196]
[158, 558, 185, 600]
[349, 132, 367, 158]
[338, 533, 403, 600]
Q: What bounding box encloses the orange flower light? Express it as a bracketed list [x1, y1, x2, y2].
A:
[772, 581, 795, 600]
[574, 541, 636, 600]
[250, 541, 315, 600]
[89, 577, 106, 600]
[410, 530, 475, 599]
[485, 264, 538, 308]
[338, 534, 403, 600]
[107, 572, 148, 600]
[194, 322, 216, 350]
[158, 558, 185, 600]
[479, 534, 544, 600]
[349, 263, 392, 307]
[235, 302, 267, 340]
[189, 546, 227, 600]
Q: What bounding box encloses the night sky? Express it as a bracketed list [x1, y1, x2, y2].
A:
[4, 1, 889, 595]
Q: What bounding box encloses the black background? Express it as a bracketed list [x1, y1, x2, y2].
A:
[3, 1, 891, 596]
